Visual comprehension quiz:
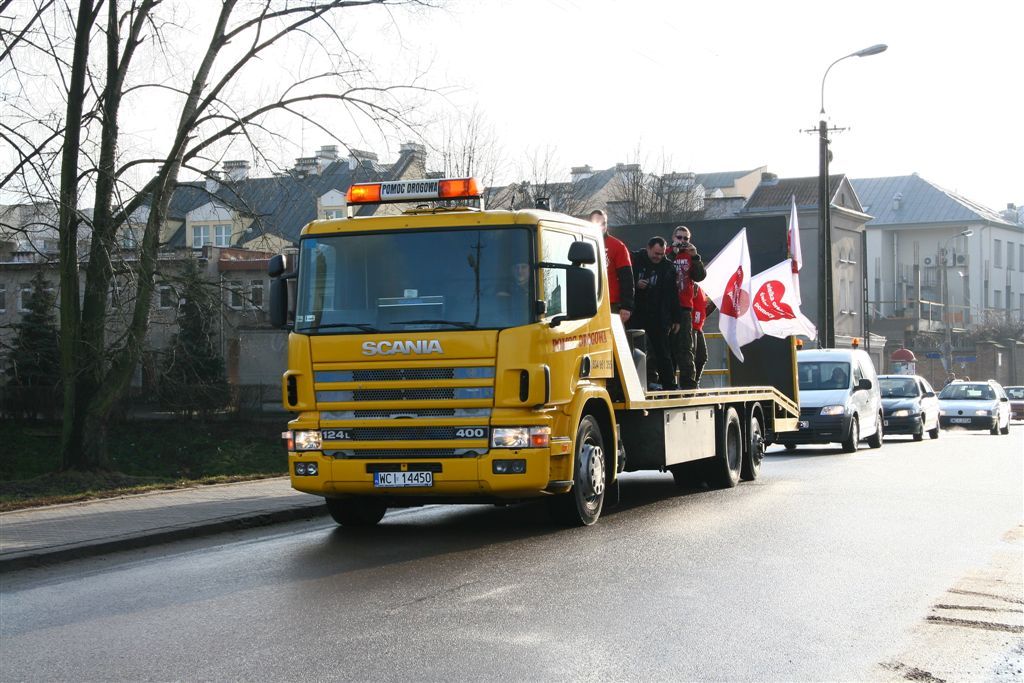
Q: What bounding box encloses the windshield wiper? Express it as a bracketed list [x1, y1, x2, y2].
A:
[306, 322, 380, 332]
[390, 319, 478, 330]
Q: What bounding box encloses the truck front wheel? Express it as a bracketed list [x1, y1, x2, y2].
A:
[548, 415, 606, 526]
[325, 498, 387, 527]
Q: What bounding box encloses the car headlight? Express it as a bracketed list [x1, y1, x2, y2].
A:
[293, 430, 322, 451]
[491, 426, 550, 448]
[939, 409, 948, 416]
[974, 409, 992, 416]
[819, 405, 845, 416]
[890, 409, 911, 417]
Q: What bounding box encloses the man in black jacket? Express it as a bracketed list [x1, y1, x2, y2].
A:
[630, 236, 681, 390]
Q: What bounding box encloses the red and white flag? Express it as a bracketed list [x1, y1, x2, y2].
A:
[750, 259, 817, 340]
[703, 228, 761, 361]
[787, 194, 805, 305]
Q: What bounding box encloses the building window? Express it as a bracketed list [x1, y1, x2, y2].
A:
[158, 285, 174, 309]
[227, 280, 243, 309]
[993, 239, 1002, 268]
[121, 228, 138, 249]
[214, 224, 232, 247]
[193, 225, 211, 248]
[994, 290, 1002, 309]
[1009, 242, 1016, 270]
[0, 284, 6, 312]
[323, 209, 345, 219]
[1019, 244, 1023, 272]
[839, 278, 848, 313]
[250, 279, 264, 309]
[18, 283, 33, 312]
[1019, 293, 1024, 316]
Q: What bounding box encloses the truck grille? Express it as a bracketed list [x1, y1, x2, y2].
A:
[327, 448, 482, 459]
[325, 426, 484, 441]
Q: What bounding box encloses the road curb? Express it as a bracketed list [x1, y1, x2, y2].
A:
[0, 501, 328, 574]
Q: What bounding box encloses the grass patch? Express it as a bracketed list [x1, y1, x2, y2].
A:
[1, 420, 288, 511]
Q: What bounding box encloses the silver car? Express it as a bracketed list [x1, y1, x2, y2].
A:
[937, 381, 1011, 435]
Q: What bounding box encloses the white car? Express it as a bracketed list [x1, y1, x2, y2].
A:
[938, 380, 1011, 435]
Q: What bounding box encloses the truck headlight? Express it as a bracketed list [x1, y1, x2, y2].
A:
[820, 405, 845, 416]
[294, 430, 322, 451]
[491, 426, 550, 448]
[890, 409, 911, 417]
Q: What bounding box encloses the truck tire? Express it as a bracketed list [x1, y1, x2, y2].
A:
[867, 412, 884, 449]
[741, 408, 764, 481]
[841, 417, 859, 453]
[706, 407, 742, 489]
[325, 498, 387, 527]
[548, 415, 606, 526]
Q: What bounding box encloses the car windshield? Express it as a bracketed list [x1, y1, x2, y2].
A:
[938, 383, 995, 401]
[294, 227, 533, 333]
[1006, 387, 1024, 400]
[797, 361, 851, 391]
[879, 377, 919, 398]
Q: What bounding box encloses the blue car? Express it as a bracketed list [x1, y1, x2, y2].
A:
[878, 374, 940, 441]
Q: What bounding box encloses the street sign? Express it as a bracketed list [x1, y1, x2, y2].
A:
[954, 355, 977, 363]
[925, 352, 942, 359]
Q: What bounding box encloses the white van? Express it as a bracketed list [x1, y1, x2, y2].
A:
[777, 348, 884, 452]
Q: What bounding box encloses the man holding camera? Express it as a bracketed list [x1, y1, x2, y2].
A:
[669, 225, 706, 390]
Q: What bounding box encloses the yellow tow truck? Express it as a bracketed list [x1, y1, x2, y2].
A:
[268, 177, 798, 526]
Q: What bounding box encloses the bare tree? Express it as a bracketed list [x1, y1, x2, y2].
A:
[430, 104, 505, 189]
[1, 0, 438, 470]
[608, 145, 704, 225]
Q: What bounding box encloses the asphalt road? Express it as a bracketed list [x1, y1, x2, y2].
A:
[2, 427, 1022, 682]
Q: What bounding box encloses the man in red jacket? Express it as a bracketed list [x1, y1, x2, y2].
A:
[589, 209, 634, 324]
[691, 283, 715, 386]
[669, 225, 706, 389]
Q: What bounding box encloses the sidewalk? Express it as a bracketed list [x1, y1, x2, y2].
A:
[0, 477, 326, 572]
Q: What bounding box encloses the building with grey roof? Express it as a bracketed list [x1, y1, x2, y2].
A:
[853, 174, 1023, 333]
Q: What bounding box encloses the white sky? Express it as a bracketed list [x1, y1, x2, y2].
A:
[6, 0, 1021, 214]
[377, 0, 1022, 212]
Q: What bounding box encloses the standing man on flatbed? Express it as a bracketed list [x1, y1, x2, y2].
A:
[590, 209, 634, 324]
[669, 225, 706, 389]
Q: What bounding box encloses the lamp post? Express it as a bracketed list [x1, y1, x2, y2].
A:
[817, 43, 887, 349]
[940, 228, 974, 371]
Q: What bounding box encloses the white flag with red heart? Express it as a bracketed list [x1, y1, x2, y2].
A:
[749, 259, 817, 340]
[703, 228, 762, 361]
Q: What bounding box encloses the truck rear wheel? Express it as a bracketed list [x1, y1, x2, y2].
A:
[706, 407, 742, 489]
[548, 415, 606, 526]
[741, 408, 764, 481]
[325, 498, 387, 527]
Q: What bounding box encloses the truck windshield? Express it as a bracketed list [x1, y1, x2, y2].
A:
[797, 361, 851, 391]
[294, 227, 533, 334]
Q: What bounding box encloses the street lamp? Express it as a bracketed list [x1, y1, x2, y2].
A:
[940, 228, 973, 371]
[817, 43, 888, 349]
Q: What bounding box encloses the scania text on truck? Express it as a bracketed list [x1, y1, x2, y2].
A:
[268, 177, 799, 526]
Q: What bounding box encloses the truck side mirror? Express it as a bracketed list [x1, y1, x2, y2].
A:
[857, 378, 873, 391]
[565, 267, 597, 319]
[269, 278, 290, 329]
[268, 254, 286, 278]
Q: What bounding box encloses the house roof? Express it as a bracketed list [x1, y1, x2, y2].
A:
[742, 175, 845, 212]
[694, 169, 759, 190]
[164, 158, 395, 248]
[851, 174, 1014, 227]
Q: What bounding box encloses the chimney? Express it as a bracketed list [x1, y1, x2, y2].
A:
[205, 172, 222, 193]
[316, 145, 339, 162]
[346, 149, 378, 170]
[892, 192, 903, 211]
[759, 172, 778, 184]
[570, 165, 593, 183]
[399, 142, 427, 178]
[294, 157, 319, 176]
[222, 160, 250, 182]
